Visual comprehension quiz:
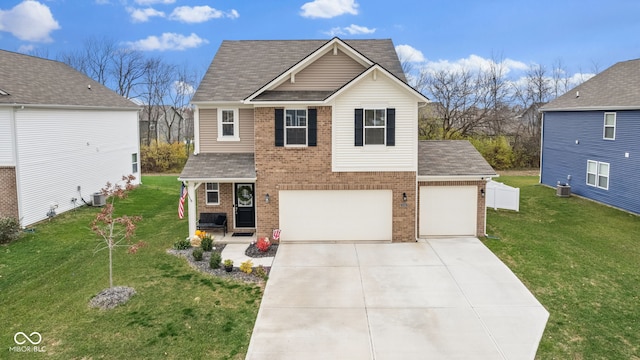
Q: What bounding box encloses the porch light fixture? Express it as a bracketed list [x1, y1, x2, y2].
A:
[265, 193, 270, 203]
[402, 192, 407, 202]
[480, 188, 485, 197]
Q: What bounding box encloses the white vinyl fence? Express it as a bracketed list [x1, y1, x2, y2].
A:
[486, 180, 520, 212]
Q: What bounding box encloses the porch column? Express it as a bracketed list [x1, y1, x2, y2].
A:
[187, 181, 197, 236]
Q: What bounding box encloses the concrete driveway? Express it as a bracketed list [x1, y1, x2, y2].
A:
[245, 238, 549, 360]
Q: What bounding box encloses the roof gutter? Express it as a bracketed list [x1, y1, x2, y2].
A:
[177, 177, 257, 183]
[417, 174, 498, 182]
[1, 103, 140, 111]
[541, 105, 640, 112]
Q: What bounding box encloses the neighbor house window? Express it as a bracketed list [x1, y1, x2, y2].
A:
[285, 109, 307, 146]
[217, 109, 239, 141]
[131, 153, 138, 173]
[603, 112, 616, 140]
[587, 160, 609, 190]
[206, 183, 220, 205]
[364, 109, 386, 145]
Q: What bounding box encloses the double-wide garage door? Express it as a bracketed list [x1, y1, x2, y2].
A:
[420, 186, 478, 237]
[279, 190, 392, 242]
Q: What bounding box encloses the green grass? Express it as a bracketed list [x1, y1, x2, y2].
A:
[0, 176, 261, 359]
[485, 176, 640, 360]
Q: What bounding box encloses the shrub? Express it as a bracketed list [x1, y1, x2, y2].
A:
[192, 247, 204, 261]
[254, 265, 268, 280]
[239, 260, 253, 274]
[140, 141, 189, 173]
[0, 216, 20, 244]
[469, 136, 514, 170]
[223, 259, 234, 268]
[173, 238, 191, 250]
[256, 237, 271, 252]
[201, 236, 213, 252]
[210, 252, 222, 269]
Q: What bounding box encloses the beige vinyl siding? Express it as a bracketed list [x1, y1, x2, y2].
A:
[199, 108, 255, 153]
[275, 49, 366, 91]
[332, 73, 418, 172]
[0, 109, 14, 165]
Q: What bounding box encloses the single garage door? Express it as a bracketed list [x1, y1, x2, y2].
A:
[279, 190, 392, 242]
[420, 186, 477, 237]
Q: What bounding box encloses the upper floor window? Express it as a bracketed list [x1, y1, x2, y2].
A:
[217, 109, 239, 141]
[603, 112, 616, 140]
[206, 183, 220, 205]
[285, 109, 307, 146]
[364, 109, 386, 145]
[587, 160, 609, 190]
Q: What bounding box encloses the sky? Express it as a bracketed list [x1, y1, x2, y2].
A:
[1, 0, 639, 89]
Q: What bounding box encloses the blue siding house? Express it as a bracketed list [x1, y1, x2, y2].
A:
[540, 59, 640, 214]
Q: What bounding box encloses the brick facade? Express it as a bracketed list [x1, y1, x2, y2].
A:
[0, 167, 19, 220]
[196, 183, 255, 234]
[417, 180, 487, 237]
[253, 106, 416, 242]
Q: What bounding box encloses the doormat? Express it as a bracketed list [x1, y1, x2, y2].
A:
[232, 232, 254, 237]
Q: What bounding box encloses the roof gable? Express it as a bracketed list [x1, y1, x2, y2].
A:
[542, 58, 640, 111]
[0, 50, 138, 109]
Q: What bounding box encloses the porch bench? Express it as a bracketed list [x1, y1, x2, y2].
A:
[197, 212, 227, 236]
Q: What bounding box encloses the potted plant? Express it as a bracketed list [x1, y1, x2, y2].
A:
[223, 259, 234, 272]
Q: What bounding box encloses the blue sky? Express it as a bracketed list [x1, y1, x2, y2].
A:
[1, 0, 639, 86]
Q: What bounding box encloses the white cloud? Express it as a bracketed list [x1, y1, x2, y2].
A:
[169, 5, 238, 23]
[422, 55, 528, 75]
[395, 44, 425, 63]
[0, 1, 60, 42]
[174, 80, 195, 96]
[135, 0, 175, 5]
[126, 32, 208, 51]
[301, 0, 358, 19]
[17, 44, 35, 53]
[127, 7, 165, 23]
[95, 0, 110, 4]
[325, 24, 375, 36]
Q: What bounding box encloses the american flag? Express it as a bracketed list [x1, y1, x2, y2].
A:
[178, 183, 187, 219]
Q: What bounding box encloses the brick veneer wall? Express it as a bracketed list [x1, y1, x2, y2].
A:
[0, 167, 19, 220]
[254, 106, 416, 242]
[417, 180, 487, 237]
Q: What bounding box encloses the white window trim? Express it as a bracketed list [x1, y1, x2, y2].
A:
[131, 153, 138, 174]
[284, 108, 308, 147]
[217, 108, 240, 141]
[364, 108, 386, 146]
[586, 160, 610, 190]
[603, 112, 616, 140]
[205, 182, 220, 205]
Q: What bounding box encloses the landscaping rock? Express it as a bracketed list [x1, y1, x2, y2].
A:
[89, 286, 136, 310]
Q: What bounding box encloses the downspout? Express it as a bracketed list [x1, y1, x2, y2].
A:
[539, 112, 545, 184]
[10, 106, 23, 227]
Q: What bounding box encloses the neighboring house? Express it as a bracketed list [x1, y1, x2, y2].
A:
[0, 50, 140, 226]
[540, 59, 640, 214]
[179, 38, 496, 242]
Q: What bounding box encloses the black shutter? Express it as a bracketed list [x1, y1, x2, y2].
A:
[354, 108, 363, 146]
[308, 108, 317, 146]
[386, 108, 395, 146]
[275, 108, 284, 147]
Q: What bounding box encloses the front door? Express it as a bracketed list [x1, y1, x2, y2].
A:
[235, 183, 255, 228]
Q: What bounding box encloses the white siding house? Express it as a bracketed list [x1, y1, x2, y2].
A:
[0, 50, 140, 227]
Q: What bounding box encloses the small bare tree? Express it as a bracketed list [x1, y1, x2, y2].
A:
[91, 175, 144, 288]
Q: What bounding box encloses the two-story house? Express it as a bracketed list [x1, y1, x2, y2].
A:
[179, 38, 496, 242]
[540, 59, 640, 214]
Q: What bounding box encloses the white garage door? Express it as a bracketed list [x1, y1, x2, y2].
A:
[279, 190, 393, 242]
[420, 186, 477, 237]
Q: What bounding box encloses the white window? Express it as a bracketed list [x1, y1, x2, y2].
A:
[587, 160, 609, 190]
[285, 109, 307, 146]
[217, 109, 239, 141]
[206, 183, 220, 205]
[131, 153, 138, 173]
[603, 112, 616, 140]
[364, 109, 386, 145]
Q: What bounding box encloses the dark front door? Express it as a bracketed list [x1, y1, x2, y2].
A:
[235, 183, 255, 228]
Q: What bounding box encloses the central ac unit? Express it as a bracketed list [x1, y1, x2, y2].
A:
[92, 192, 106, 207]
[556, 184, 571, 198]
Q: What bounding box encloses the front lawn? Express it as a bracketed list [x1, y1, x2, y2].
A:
[485, 176, 640, 359]
[0, 176, 261, 359]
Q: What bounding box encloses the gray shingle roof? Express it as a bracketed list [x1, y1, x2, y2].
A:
[541, 58, 640, 111]
[0, 50, 138, 108]
[418, 140, 497, 177]
[179, 153, 256, 180]
[193, 39, 406, 103]
[253, 90, 334, 102]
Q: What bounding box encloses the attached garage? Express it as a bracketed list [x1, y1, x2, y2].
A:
[278, 190, 393, 242]
[420, 186, 477, 237]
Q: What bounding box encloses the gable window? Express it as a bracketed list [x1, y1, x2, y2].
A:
[285, 109, 307, 146]
[131, 153, 138, 174]
[355, 108, 395, 146]
[217, 109, 239, 141]
[206, 183, 220, 205]
[603, 112, 616, 140]
[587, 160, 609, 190]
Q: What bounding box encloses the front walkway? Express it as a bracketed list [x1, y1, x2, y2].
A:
[245, 238, 548, 360]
